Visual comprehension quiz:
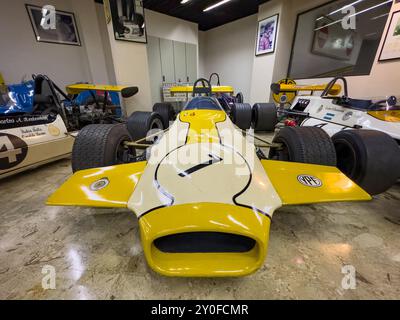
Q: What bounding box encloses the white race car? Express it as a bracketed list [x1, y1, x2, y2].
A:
[264, 77, 400, 195]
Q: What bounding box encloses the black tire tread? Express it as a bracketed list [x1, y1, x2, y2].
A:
[270, 127, 337, 166]
[332, 129, 400, 195]
[72, 124, 130, 172]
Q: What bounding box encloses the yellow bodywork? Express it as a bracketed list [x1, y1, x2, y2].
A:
[368, 110, 400, 123]
[261, 160, 371, 205]
[179, 110, 226, 144]
[46, 105, 372, 278]
[139, 203, 270, 277]
[66, 83, 133, 95]
[170, 85, 234, 95]
[47, 162, 146, 208]
[273, 83, 342, 96]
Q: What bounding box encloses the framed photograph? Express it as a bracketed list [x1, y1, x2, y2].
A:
[379, 10, 400, 62]
[312, 16, 362, 61]
[109, 0, 147, 44]
[255, 14, 279, 56]
[25, 4, 81, 46]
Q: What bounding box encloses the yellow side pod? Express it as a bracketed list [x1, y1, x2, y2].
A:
[47, 162, 147, 208]
[368, 110, 400, 123]
[261, 160, 371, 205]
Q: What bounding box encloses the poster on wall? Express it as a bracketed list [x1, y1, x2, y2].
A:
[312, 17, 361, 61]
[109, 0, 147, 44]
[379, 10, 400, 62]
[25, 4, 81, 46]
[255, 14, 279, 56]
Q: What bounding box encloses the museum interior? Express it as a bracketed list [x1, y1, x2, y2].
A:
[0, 0, 399, 301]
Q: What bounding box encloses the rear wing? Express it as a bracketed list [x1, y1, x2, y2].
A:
[170, 85, 234, 95]
[271, 82, 342, 96]
[66, 84, 139, 98]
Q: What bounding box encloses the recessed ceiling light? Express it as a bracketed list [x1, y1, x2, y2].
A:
[203, 0, 233, 12]
[181, 0, 190, 4]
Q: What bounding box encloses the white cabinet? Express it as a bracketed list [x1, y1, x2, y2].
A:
[147, 37, 198, 104]
[185, 43, 198, 83]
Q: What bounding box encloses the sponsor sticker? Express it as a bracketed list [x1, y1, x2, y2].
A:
[297, 175, 322, 188]
[0, 133, 28, 170]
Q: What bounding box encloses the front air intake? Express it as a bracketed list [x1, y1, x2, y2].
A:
[154, 232, 256, 253]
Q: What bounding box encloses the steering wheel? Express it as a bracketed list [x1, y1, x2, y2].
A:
[192, 78, 212, 97]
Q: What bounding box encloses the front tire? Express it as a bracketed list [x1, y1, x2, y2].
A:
[269, 127, 337, 166]
[72, 124, 133, 172]
[332, 130, 400, 195]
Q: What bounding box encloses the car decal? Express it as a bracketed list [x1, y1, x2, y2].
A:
[0, 133, 28, 170]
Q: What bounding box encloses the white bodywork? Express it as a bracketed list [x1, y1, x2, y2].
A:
[0, 115, 74, 179]
[290, 96, 400, 141]
[128, 111, 283, 219]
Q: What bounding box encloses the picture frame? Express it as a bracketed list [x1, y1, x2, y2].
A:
[255, 14, 279, 56]
[379, 9, 400, 62]
[25, 4, 81, 46]
[109, 0, 147, 44]
[311, 16, 361, 61]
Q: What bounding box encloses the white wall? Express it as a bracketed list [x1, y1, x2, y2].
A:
[105, 20, 152, 114]
[145, 10, 198, 44]
[201, 0, 400, 103]
[201, 14, 257, 102]
[250, 0, 283, 104]
[71, 0, 110, 84]
[0, 0, 86, 87]
[105, 8, 200, 114]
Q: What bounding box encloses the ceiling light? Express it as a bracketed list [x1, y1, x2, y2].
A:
[371, 13, 389, 20]
[327, 0, 365, 16]
[316, 0, 365, 21]
[315, 0, 392, 31]
[181, 0, 190, 4]
[203, 0, 233, 12]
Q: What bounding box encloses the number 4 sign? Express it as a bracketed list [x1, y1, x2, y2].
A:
[0, 133, 28, 170]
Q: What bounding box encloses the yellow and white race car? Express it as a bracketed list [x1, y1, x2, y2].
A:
[46, 79, 381, 278]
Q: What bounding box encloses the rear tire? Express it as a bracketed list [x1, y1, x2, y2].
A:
[231, 103, 252, 130]
[72, 124, 133, 172]
[332, 130, 400, 195]
[269, 127, 337, 166]
[126, 111, 164, 142]
[252, 103, 278, 132]
[153, 103, 175, 129]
